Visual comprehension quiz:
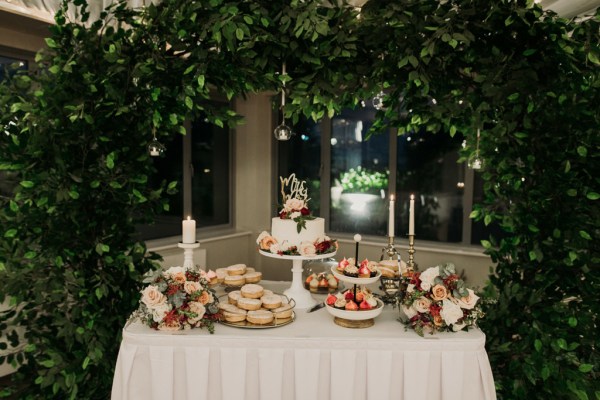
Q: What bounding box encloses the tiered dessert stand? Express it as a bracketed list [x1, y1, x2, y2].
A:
[259, 250, 337, 309]
[327, 267, 384, 328]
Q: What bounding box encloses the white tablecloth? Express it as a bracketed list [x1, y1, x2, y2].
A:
[111, 282, 496, 400]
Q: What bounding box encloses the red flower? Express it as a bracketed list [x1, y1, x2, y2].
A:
[163, 309, 178, 323]
[166, 284, 180, 296]
[300, 207, 310, 216]
[429, 304, 441, 317]
[279, 211, 287, 219]
[315, 240, 331, 253]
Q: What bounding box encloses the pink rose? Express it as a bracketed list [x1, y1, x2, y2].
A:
[452, 289, 480, 310]
[413, 297, 432, 313]
[184, 281, 202, 295]
[284, 198, 305, 212]
[431, 284, 448, 301]
[299, 242, 317, 256]
[141, 285, 167, 308]
[187, 301, 206, 324]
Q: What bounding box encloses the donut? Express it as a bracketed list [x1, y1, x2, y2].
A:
[237, 297, 262, 311]
[261, 294, 282, 309]
[223, 309, 247, 323]
[224, 275, 245, 287]
[240, 284, 264, 299]
[246, 310, 274, 325]
[227, 264, 247, 276]
[243, 271, 262, 284]
[272, 304, 293, 319]
[227, 290, 241, 305]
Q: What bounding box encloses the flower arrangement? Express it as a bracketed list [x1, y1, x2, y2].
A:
[257, 232, 338, 256]
[398, 263, 483, 336]
[278, 197, 316, 233]
[130, 266, 220, 333]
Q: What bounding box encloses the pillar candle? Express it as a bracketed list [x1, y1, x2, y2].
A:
[409, 194, 415, 236]
[388, 195, 395, 237]
[182, 216, 196, 243]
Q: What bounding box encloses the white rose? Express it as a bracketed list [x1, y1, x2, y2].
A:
[452, 289, 480, 310]
[270, 243, 281, 254]
[184, 281, 202, 294]
[401, 305, 417, 319]
[289, 211, 301, 220]
[278, 241, 291, 252]
[440, 299, 464, 326]
[316, 235, 331, 243]
[299, 242, 317, 256]
[452, 322, 467, 332]
[407, 284, 415, 293]
[256, 231, 270, 245]
[188, 301, 206, 324]
[413, 297, 432, 313]
[141, 285, 167, 308]
[419, 266, 440, 292]
[151, 302, 172, 323]
[284, 198, 305, 212]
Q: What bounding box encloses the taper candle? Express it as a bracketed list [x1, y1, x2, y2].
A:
[409, 194, 415, 236]
[388, 195, 395, 237]
[182, 216, 196, 243]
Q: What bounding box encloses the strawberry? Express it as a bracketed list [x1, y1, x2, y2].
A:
[344, 290, 354, 301]
[359, 300, 372, 310]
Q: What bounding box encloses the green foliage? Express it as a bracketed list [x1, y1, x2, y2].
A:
[0, 0, 598, 398]
[339, 166, 389, 194]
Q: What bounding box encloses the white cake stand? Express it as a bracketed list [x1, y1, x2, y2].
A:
[259, 250, 337, 309]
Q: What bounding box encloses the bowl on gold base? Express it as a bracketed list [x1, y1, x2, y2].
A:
[324, 299, 384, 328]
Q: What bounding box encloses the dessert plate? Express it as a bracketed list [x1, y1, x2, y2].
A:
[218, 294, 296, 329]
[330, 266, 382, 285]
[324, 298, 384, 321]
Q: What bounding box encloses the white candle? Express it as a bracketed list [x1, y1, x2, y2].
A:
[182, 216, 196, 243]
[409, 194, 415, 236]
[388, 195, 395, 237]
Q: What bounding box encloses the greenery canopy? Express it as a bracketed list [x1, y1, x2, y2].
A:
[0, 0, 598, 398]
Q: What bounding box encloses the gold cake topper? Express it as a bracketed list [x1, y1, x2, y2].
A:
[280, 173, 310, 204]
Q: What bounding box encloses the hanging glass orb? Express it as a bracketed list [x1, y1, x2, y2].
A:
[467, 153, 484, 170]
[148, 138, 166, 157]
[372, 90, 386, 110]
[273, 123, 294, 141]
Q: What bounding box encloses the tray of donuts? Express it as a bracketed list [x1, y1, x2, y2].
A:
[214, 264, 263, 291]
[218, 283, 296, 328]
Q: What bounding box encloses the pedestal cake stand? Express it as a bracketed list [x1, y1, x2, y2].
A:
[259, 250, 337, 309]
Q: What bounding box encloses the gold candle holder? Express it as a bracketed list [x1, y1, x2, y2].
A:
[380, 235, 400, 261]
[407, 234, 416, 271]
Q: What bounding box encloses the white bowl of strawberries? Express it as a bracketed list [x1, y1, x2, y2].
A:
[324, 288, 384, 321]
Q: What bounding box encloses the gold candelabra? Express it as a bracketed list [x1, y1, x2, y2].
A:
[407, 234, 416, 271]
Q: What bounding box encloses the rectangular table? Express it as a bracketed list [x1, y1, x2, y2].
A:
[111, 281, 496, 400]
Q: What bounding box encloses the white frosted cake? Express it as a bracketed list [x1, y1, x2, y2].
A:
[257, 174, 336, 257]
[271, 217, 325, 249]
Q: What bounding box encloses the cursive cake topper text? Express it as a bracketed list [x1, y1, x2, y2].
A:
[280, 173, 310, 204]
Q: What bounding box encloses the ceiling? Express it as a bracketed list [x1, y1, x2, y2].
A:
[0, 0, 599, 28]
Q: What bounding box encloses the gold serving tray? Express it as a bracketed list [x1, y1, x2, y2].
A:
[218, 294, 296, 329]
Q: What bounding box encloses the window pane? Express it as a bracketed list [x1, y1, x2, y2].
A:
[330, 108, 389, 236]
[277, 119, 321, 214]
[190, 115, 230, 227]
[138, 134, 184, 240]
[396, 130, 464, 242]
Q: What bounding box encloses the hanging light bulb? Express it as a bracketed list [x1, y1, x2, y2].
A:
[372, 90, 386, 110]
[274, 62, 294, 141]
[467, 128, 484, 170]
[148, 128, 166, 156]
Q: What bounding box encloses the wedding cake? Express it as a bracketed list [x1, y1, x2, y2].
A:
[257, 174, 337, 256]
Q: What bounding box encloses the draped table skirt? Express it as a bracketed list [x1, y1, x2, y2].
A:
[111, 282, 496, 400]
